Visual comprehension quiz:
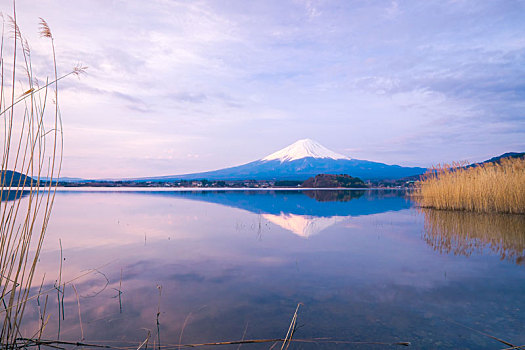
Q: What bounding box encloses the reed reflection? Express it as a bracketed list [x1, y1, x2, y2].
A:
[421, 209, 525, 265]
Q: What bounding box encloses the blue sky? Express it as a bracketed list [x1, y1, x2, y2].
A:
[8, 0, 525, 178]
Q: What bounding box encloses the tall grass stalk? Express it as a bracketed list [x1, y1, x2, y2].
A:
[0, 4, 82, 346]
[414, 158, 525, 214]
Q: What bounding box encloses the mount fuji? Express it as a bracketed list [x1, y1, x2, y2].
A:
[142, 139, 426, 181]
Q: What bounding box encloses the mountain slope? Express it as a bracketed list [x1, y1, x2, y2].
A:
[0, 170, 31, 187]
[478, 152, 525, 165]
[142, 139, 427, 181]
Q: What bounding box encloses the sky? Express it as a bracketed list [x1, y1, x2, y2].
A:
[4, 0, 525, 178]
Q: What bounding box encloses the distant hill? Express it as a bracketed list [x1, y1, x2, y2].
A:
[0, 170, 31, 187]
[372, 151, 525, 187]
[40, 176, 86, 183]
[477, 152, 525, 165]
[0, 171, 32, 201]
[0, 170, 65, 186]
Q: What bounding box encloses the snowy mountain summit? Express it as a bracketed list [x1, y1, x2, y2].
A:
[262, 139, 350, 162]
[141, 138, 426, 181]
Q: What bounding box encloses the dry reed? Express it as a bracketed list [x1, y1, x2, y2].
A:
[14, 336, 412, 349]
[414, 158, 525, 214]
[0, 3, 82, 347]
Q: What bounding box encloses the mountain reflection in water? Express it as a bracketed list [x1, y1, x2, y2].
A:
[421, 209, 525, 265]
[157, 189, 409, 237]
[156, 189, 410, 217]
[262, 213, 348, 238]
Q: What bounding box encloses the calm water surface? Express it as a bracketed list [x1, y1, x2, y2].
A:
[20, 189, 525, 348]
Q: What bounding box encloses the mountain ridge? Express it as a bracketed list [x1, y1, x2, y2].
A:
[2, 148, 522, 184]
[138, 139, 426, 181]
[478, 152, 525, 165]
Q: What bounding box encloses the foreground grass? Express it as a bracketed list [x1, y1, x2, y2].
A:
[0, 5, 83, 345]
[414, 157, 525, 214]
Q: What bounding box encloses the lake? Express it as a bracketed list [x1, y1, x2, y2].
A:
[18, 189, 525, 348]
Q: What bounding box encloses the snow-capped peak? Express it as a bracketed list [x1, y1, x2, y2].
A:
[261, 139, 350, 162]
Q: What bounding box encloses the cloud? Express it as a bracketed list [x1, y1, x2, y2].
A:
[384, 1, 401, 19]
[168, 92, 208, 103]
[6, 0, 524, 177]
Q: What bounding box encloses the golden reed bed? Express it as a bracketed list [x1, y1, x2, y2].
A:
[414, 157, 525, 214]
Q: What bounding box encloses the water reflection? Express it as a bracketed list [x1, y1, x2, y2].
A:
[151, 189, 410, 217]
[0, 188, 29, 201]
[262, 213, 347, 238]
[18, 190, 525, 348]
[421, 209, 525, 265]
[303, 189, 365, 202]
[157, 190, 409, 237]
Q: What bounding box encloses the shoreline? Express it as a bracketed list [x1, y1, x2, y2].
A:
[3, 186, 408, 192]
